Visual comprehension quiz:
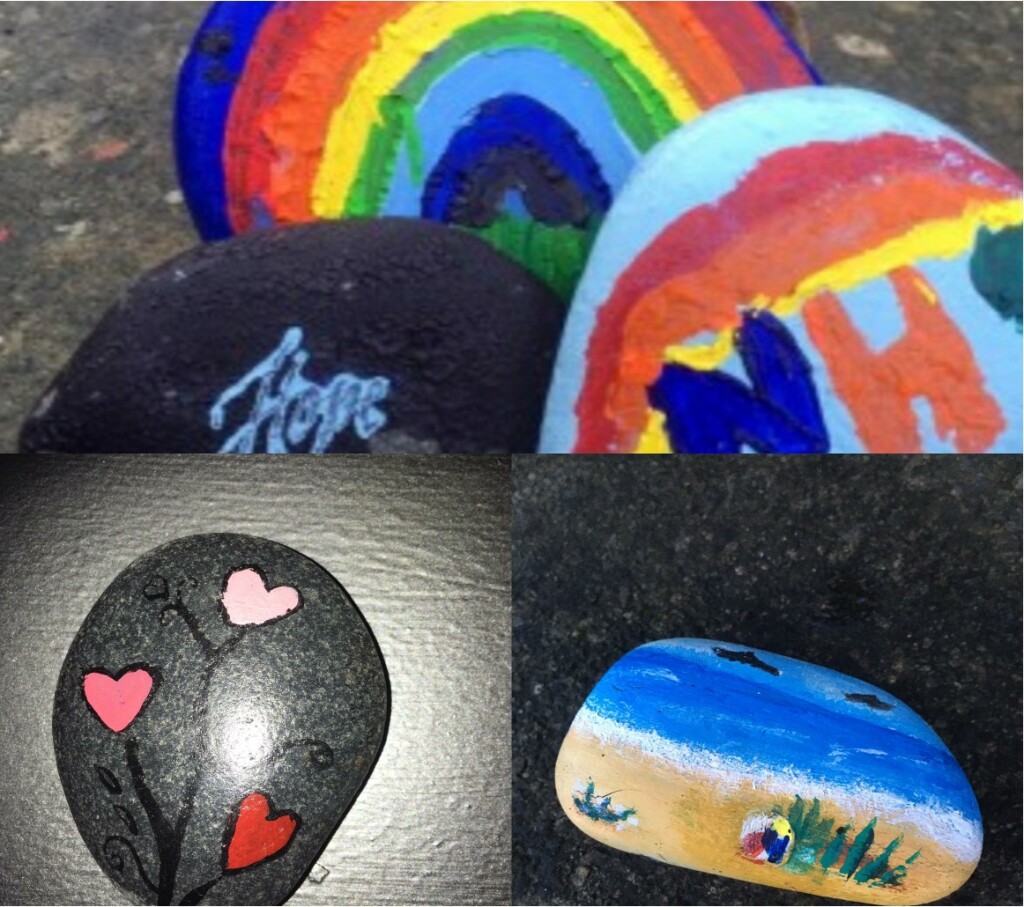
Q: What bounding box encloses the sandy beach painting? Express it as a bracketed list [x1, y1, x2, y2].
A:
[555, 639, 982, 905]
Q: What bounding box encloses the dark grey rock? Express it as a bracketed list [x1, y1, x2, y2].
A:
[18, 219, 566, 454]
[53, 533, 389, 906]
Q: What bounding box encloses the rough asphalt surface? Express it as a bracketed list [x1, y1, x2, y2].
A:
[512, 457, 1023, 905]
[1, 2, 1023, 451]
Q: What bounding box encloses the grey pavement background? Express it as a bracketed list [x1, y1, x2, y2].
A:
[511, 457, 1023, 905]
[1, 2, 1022, 452]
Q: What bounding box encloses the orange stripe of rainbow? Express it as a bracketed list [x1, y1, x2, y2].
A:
[221, 2, 814, 233]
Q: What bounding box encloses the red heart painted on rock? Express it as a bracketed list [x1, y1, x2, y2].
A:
[221, 568, 301, 626]
[224, 792, 299, 872]
[82, 668, 155, 733]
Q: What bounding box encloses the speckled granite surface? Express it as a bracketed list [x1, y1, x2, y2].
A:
[53, 533, 389, 905]
[512, 457, 1023, 905]
[0, 456, 511, 906]
[0, 2, 1021, 451]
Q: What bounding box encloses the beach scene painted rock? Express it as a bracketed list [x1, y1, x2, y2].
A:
[175, 1, 816, 297]
[540, 87, 1023, 453]
[555, 639, 982, 905]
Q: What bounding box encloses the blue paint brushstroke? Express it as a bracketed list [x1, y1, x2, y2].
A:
[385, 46, 638, 217]
[648, 310, 830, 453]
[583, 640, 981, 824]
[175, 1, 276, 241]
[763, 828, 792, 864]
[422, 94, 612, 226]
[755, 1, 825, 85]
[573, 780, 637, 824]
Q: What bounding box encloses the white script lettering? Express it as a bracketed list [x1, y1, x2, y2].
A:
[209, 327, 390, 453]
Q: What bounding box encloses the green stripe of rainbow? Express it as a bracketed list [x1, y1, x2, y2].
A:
[222, 1, 816, 233]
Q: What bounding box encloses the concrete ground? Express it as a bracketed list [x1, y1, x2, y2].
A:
[0, 2, 1022, 452]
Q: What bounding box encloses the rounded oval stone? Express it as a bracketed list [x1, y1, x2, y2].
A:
[20, 219, 565, 454]
[555, 639, 982, 905]
[53, 534, 389, 906]
[541, 86, 1023, 454]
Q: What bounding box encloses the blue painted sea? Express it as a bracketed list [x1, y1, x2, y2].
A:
[582, 639, 980, 824]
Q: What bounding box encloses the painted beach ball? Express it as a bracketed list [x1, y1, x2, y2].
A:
[740, 814, 794, 866]
[175, 1, 816, 298]
[540, 87, 1024, 454]
[19, 220, 565, 454]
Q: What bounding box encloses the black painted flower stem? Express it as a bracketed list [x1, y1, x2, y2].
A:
[131, 600, 247, 904]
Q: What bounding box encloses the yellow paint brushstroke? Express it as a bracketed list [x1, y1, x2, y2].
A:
[636, 410, 673, 453]
[659, 199, 1023, 373]
[556, 724, 981, 906]
[914, 275, 939, 306]
[664, 328, 736, 371]
[312, 1, 701, 217]
[767, 198, 1023, 318]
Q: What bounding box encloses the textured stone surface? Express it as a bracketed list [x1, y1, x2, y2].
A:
[540, 87, 1022, 454]
[513, 456, 1022, 905]
[0, 457, 510, 907]
[19, 220, 565, 454]
[555, 639, 981, 905]
[53, 533, 388, 905]
[2, 1, 1020, 453]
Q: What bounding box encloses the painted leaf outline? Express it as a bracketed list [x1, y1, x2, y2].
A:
[95, 764, 122, 794]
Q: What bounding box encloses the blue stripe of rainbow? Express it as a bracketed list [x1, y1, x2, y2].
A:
[175, 1, 275, 241]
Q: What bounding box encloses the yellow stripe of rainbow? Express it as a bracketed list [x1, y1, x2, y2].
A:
[311, 1, 704, 219]
[661, 198, 1024, 374]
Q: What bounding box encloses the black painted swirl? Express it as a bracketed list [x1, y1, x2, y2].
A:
[113, 804, 139, 835]
[104, 835, 158, 894]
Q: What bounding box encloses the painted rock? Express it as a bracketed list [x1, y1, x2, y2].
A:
[175, 1, 816, 298]
[19, 219, 564, 453]
[555, 639, 982, 906]
[540, 87, 1024, 453]
[53, 534, 388, 906]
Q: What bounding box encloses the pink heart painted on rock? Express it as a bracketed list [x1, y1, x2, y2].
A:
[83, 668, 155, 733]
[222, 568, 301, 626]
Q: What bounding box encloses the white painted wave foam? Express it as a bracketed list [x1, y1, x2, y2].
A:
[574, 707, 982, 863]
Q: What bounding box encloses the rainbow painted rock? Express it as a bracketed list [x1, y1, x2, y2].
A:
[175, 1, 815, 297]
[20, 220, 563, 454]
[53, 534, 389, 905]
[555, 639, 982, 905]
[540, 87, 1024, 453]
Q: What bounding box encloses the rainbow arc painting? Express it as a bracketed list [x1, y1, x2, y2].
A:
[540, 88, 1023, 453]
[174, 3, 1022, 455]
[175, 1, 816, 297]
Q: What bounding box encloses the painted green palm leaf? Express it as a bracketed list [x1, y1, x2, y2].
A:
[778, 797, 922, 888]
[781, 796, 835, 868]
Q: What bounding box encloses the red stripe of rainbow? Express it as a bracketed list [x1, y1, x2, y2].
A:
[573, 133, 1022, 453]
[220, 2, 816, 234]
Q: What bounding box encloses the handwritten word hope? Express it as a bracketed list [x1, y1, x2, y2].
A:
[209, 327, 390, 453]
